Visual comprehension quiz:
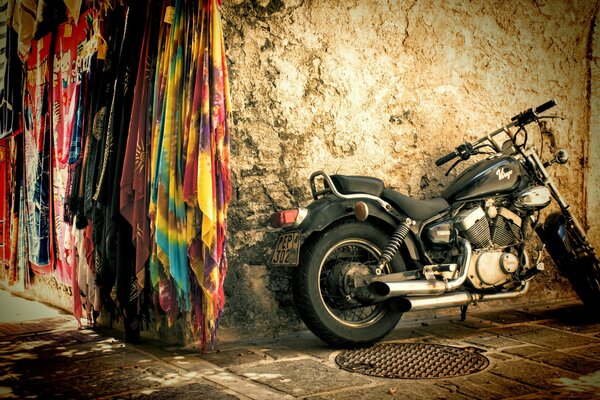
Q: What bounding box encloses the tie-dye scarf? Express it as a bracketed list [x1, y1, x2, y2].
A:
[150, 0, 230, 349]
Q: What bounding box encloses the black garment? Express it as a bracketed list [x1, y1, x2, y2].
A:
[87, 1, 147, 343]
[1, 29, 23, 138]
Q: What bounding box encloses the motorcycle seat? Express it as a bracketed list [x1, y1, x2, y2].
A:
[330, 175, 384, 196]
[381, 189, 449, 220]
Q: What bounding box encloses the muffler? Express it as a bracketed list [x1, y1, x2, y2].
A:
[368, 238, 472, 298]
[391, 281, 531, 312]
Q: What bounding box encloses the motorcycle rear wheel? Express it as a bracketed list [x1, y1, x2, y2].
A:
[292, 220, 405, 348]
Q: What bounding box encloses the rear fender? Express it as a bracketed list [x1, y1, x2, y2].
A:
[297, 195, 420, 262]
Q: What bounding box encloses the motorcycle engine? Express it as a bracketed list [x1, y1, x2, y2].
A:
[454, 204, 524, 289]
[466, 251, 520, 289]
[454, 205, 522, 249]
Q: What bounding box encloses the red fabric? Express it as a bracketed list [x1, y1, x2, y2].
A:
[0, 139, 10, 265]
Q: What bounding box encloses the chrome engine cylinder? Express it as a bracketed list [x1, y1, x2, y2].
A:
[455, 207, 490, 248]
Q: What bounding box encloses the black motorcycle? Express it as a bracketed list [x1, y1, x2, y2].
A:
[269, 100, 600, 347]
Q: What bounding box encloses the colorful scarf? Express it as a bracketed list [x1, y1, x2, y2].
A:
[150, 0, 231, 348]
[184, 0, 231, 346]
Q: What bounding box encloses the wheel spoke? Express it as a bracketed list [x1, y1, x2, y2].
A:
[319, 240, 388, 326]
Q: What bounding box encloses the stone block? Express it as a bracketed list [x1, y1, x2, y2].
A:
[229, 359, 371, 397]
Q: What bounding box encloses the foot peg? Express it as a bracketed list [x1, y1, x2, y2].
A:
[521, 262, 545, 281]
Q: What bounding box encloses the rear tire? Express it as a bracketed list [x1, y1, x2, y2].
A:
[292, 220, 405, 348]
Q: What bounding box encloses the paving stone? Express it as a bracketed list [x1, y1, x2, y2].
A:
[527, 351, 600, 375]
[490, 359, 579, 390]
[229, 359, 370, 397]
[204, 370, 295, 400]
[524, 302, 590, 321]
[3, 295, 600, 400]
[501, 344, 548, 357]
[539, 318, 600, 335]
[485, 352, 512, 361]
[527, 302, 600, 335]
[565, 345, 600, 361]
[465, 334, 527, 349]
[2, 350, 152, 382]
[383, 327, 427, 341]
[488, 325, 600, 349]
[306, 381, 470, 400]
[508, 389, 600, 399]
[0, 337, 128, 368]
[552, 370, 600, 396]
[109, 383, 240, 400]
[12, 367, 162, 399]
[436, 371, 538, 400]
[451, 316, 499, 329]
[199, 348, 266, 367]
[262, 348, 302, 360]
[473, 309, 542, 324]
[0, 329, 105, 355]
[0, 317, 74, 336]
[414, 320, 480, 339]
[160, 354, 219, 372]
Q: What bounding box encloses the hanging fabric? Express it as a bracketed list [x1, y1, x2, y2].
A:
[148, 0, 231, 348]
[23, 32, 53, 274]
[0, 139, 10, 265]
[120, 0, 162, 305]
[2, 0, 233, 348]
[50, 9, 97, 285]
[184, 0, 231, 348]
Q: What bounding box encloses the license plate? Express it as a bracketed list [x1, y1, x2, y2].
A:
[271, 231, 300, 266]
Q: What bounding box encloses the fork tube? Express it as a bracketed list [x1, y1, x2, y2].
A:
[528, 150, 592, 250]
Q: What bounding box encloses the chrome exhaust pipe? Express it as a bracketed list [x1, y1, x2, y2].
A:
[392, 292, 474, 313]
[368, 238, 472, 298]
[393, 281, 531, 312]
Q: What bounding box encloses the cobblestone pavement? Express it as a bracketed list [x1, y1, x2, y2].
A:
[1, 290, 599, 399]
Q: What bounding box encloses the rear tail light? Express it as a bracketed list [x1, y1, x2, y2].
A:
[269, 208, 307, 229]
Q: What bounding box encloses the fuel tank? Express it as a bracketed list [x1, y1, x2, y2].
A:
[442, 156, 529, 202]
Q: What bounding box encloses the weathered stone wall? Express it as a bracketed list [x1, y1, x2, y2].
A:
[590, 11, 600, 253]
[219, 0, 599, 339]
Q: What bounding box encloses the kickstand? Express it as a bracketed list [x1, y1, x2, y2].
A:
[460, 304, 469, 322]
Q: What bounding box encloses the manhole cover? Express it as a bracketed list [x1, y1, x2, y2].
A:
[335, 343, 489, 379]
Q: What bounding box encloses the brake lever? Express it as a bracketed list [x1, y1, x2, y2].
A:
[536, 115, 565, 121]
[445, 159, 462, 176]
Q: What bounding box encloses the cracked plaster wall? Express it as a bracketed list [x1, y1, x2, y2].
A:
[218, 0, 599, 339]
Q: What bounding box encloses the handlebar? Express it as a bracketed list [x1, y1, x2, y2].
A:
[435, 142, 474, 166]
[435, 151, 458, 166]
[535, 99, 557, 114]
[510, 100, 556, 126]
[436, 100, 557, 168]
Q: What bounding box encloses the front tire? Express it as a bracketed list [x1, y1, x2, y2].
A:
[540, 213, 600, 309]
[567, 256, 600, 309]
[292, 220, 405, 347]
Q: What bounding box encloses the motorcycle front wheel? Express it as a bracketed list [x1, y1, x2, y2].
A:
[292, 220, 405, 348]
[540, 213, 600, 309]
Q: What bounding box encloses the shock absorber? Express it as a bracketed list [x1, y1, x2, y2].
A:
[375, 218, 414, 275]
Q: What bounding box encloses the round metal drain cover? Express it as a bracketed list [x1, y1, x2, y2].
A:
[335, 343, 489, 379]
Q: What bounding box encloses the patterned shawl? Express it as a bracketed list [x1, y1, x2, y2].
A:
[150, 0, 231, 349]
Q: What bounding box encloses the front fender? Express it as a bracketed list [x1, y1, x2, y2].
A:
[536, 212, 576, 274]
